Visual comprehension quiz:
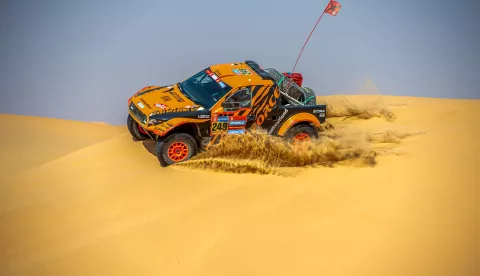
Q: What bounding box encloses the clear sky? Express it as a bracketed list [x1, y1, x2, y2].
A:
[1, 0, 478, 125]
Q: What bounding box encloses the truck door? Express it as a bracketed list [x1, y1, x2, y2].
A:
[210, 87, 254, 136]
[249, 85, 280, 132]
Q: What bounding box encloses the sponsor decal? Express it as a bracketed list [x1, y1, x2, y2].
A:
[137, 102, 145, 109]
[268, 108, 289, 134]
[229, 116, 246, 121]
[217, 116, 229, 122]
[206, 69, 220, 81]
[161, 96, 172, 101]
[151, 107, 198, 115]
[237, 68, 252, 75]
[228, 125, 245, 130]
[254, 86, 280, 126]
[228, 129, 245, 135]
[162, 89, 185, 102]
[232, 69, 240, 75]
[153, 121, 175, 134]
[229, 120, 246, 126]
[198, 114, 210, 119]
[155, 103, 168, 109]
[313, 109, 326, 117]
[207, 69, 226, 87]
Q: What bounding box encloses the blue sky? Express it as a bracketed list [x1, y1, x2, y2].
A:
[1, 0, 478, 125]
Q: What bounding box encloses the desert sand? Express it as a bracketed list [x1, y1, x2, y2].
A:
[1, 95, 479, 276]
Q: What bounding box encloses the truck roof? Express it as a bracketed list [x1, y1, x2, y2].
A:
[209, 60, 276, 88]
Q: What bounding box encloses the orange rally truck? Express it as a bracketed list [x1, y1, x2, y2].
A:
[127, 60, 326, 166]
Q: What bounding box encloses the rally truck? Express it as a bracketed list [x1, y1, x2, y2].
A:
[127, 60, 327, 167]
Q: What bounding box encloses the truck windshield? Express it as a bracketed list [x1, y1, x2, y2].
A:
[178, 68, 232, 109]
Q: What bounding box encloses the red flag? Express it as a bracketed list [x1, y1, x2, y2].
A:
[325, 0, 341, 16]
[290, 0, 343, 73]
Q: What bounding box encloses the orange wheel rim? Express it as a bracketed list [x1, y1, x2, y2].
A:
[293, 133, 311, 142]
[167, 142, 189, 162]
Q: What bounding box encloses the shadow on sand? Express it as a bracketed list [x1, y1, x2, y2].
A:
[142, 140, 157, 157]
[131, 137, 157, 157]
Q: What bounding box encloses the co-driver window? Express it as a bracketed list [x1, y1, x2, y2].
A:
[223, 88, 252, 111]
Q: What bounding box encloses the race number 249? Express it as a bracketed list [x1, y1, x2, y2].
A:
[211, 122, 228, 132]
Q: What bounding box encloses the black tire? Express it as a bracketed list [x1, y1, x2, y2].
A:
[127, 113, 151, 141]
[285, 124, 319, 143]
[301, 87, 317, 105]
[156, 133, 198, 167]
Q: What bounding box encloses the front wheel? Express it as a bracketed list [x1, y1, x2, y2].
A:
[156, 133, 198, 167]
[127, 114, 151, 141]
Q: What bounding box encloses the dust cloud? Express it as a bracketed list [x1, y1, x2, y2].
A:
[176, 129, 376, 175]
[319, 96, 396, 121]
[176, 98, 423, 175]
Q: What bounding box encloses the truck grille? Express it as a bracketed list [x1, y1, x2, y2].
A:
[129, 102, 147, 124]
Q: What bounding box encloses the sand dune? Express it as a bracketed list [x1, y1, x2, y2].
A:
[0, 115, 125, 176]
[1, 95, 479, 276]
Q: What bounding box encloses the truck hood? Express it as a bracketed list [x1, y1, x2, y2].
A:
[131, 84, 204, 115]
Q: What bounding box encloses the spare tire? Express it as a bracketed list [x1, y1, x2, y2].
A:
[301, 87, 317, 105]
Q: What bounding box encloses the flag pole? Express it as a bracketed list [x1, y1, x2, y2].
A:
[291, 0, 331, 73]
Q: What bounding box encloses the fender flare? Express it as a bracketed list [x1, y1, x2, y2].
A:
[150, 118, 209, 137]
[276, 113, 321, 136]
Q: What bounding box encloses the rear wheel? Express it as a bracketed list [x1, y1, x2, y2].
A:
[127, 114, 151, 141]
[156, 133, 198, 167]
[285, 124, 318, 144]
[301, 87, 317, 105]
